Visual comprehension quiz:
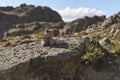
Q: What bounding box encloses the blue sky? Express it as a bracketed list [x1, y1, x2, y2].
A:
[0, 0, 120, 21]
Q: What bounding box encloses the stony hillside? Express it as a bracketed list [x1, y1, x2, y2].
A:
[0, 4, 120, 80]
[63, 15, 106, 35]
[0, 4, 106, 47]
[0, 4, 63, 41]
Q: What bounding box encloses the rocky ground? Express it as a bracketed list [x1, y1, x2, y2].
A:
[0, 37, 120, 80]
[0, 37, 81, 71]
[0, 4, 120, 80]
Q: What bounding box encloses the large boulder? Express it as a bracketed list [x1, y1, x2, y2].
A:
[0, 37, 120, 80]
[0, 12, 20, 28]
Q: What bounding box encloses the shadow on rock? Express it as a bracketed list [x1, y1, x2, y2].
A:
[48, 43, 69, 49]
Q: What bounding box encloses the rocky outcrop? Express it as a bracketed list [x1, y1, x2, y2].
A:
[4, 21, 65, 39]
[0, 12, 20, 27]
[102, 12, 120, 28]
[0, 4, 63, 40]
[0, 4, 120, 80]
[0, 6, 14, 11]
[0, 37, 120, 80]
[0, 12, 20, 39]
[0, 4, 63, 23]
[7, 22, 42, 37]
[53, 21, 65, 29]
[19, 6, 62, 23]
[110, 23, 120, 38]
[64, 15, 106, 34]
[0, 37, 84, 80]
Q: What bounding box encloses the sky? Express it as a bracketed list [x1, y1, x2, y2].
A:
[0, 0, 120, 21]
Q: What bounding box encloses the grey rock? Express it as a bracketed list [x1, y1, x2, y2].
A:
[99, 37, 111, 45]
[0, 37, 120, 80]
[102, 12, 120, 28]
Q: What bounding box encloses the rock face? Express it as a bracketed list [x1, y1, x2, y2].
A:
[64, 15, 106, 34]
[102, 12, 120, 28]
[0, 37, 120, 80]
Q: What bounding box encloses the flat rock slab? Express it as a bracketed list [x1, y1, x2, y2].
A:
[0, 37, 83, 71]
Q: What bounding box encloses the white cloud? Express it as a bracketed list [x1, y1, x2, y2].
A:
[55, 7, 105, 22]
